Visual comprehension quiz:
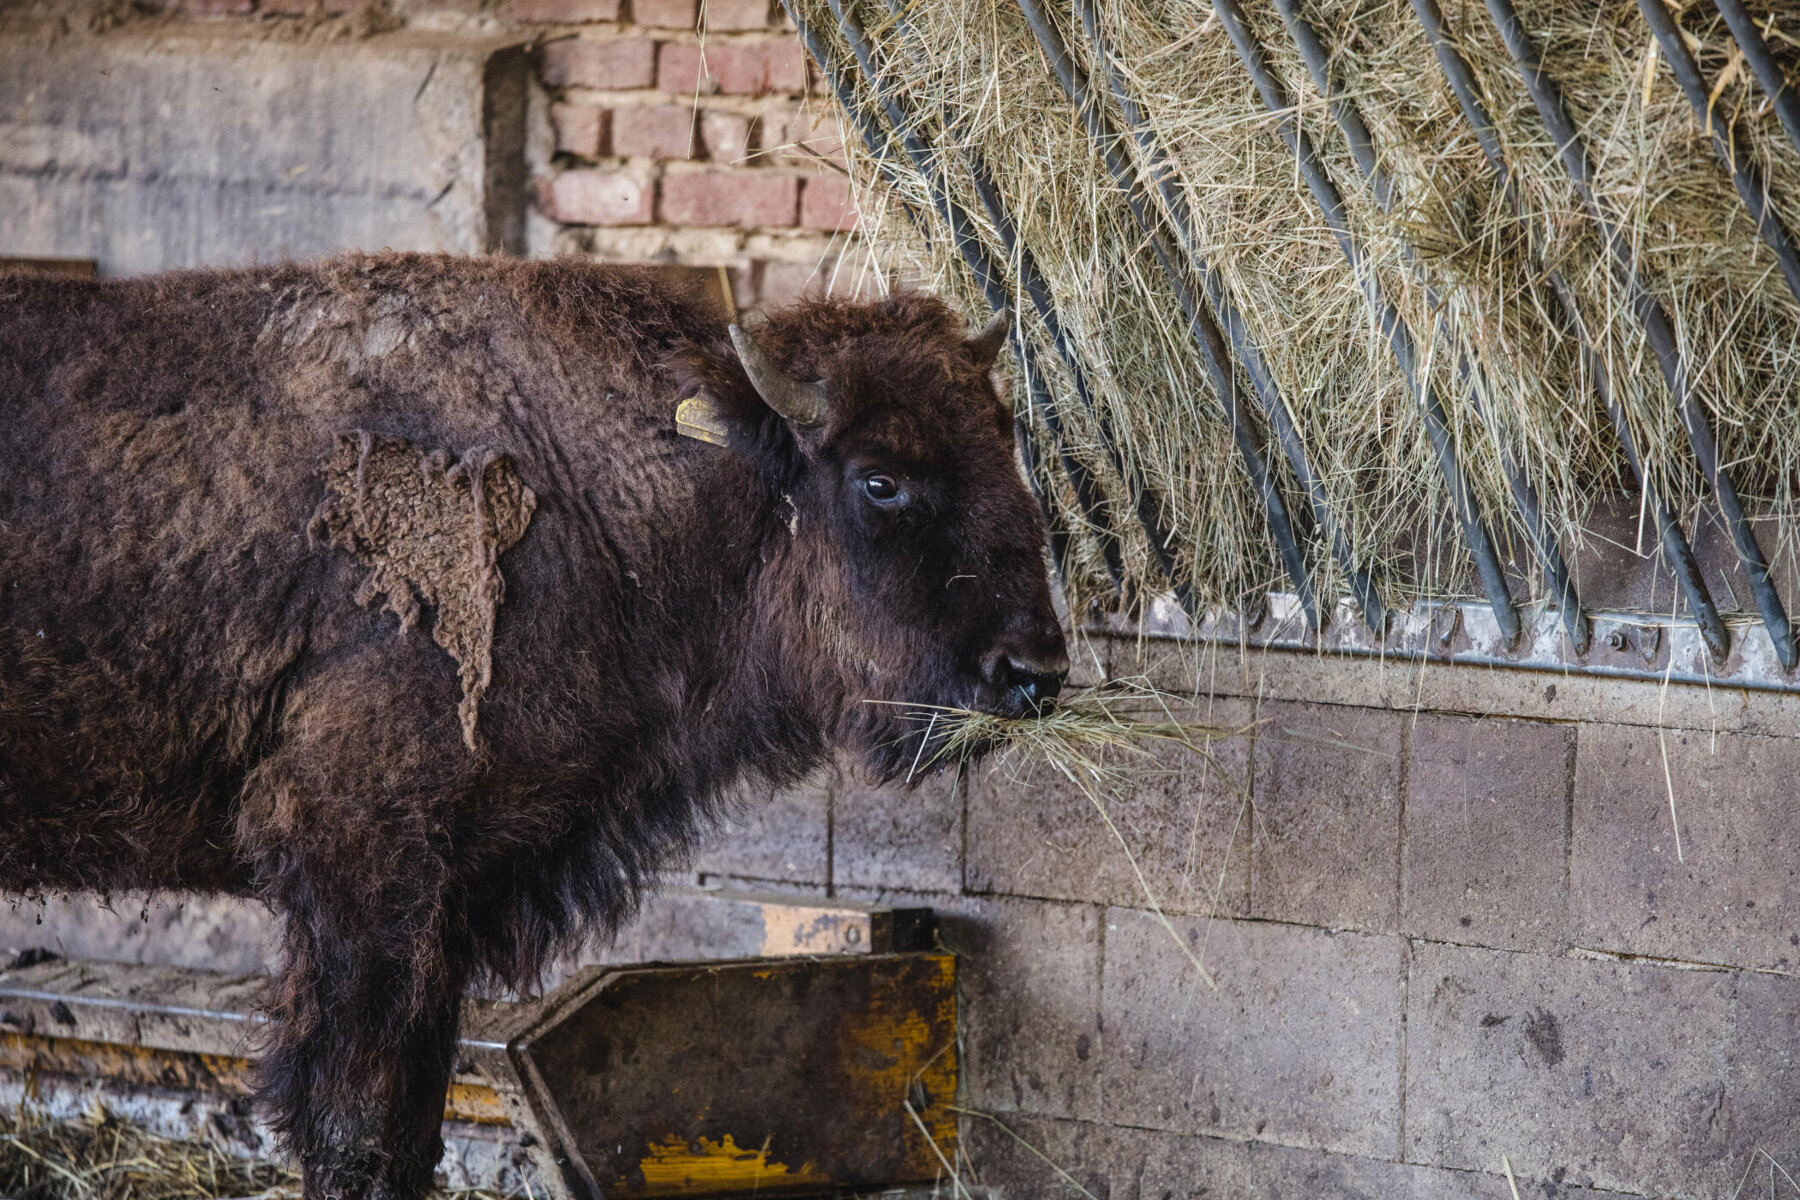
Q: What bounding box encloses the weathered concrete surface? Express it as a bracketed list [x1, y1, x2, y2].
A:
[1101, 907, 1403, 1157]
[966, 697, 1255, 916]
[0, 21, 527, 275]
[1404, 715, 1572, 952]
[0, 891, 279, 973]
[1405, 941, 1756, 1198]
[1571, 722, 1800, 972]
[691, 777, 830, 886]
[1249, 701, 1404, 932]
[833, 765, 963, 894]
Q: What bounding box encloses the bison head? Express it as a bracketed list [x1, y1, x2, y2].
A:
[705, 293, 1069, 778]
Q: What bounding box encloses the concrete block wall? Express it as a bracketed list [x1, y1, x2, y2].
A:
[677, 637, 1800, 1199]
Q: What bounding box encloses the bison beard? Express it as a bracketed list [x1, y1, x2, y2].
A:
[0, 253, 1066, 1200]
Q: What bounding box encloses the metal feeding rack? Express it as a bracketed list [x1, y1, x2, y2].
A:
[787, 0, 1800, 690]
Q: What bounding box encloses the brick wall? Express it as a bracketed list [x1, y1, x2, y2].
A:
[517, 0, 872, 309]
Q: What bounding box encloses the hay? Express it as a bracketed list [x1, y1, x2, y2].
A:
[798, 0, 1800, 619]
[0, 1107, 296, 1200]
[0, 1108, 505, 1200]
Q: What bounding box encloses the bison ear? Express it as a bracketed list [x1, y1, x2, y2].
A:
[969, 307, 1012, 368]
[730, 323, 831, 427]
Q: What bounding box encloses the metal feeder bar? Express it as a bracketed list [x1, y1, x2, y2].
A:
[1206, 0, 1525, 646]
[1639, 0, 1800, 305]
[1267, 0, 1586, 651]
[1407, 0, 1730, 661]
[1484, 0, 1796, 670]
[1071, 0, 1388, 636]
[1009, 0, 1323, 628]
[1711, 0, 1800, 163]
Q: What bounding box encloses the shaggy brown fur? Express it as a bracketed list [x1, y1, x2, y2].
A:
[0, 253, 1065, 1200]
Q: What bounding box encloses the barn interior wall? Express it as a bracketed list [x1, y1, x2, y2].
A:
[4, 6, 1797, 1197]
[7, 634, 1797, 1200]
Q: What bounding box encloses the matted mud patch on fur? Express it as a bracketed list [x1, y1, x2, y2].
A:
[309, 431, 536, 751]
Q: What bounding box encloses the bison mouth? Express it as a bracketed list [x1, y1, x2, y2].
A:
[859, 687, 1059, 783]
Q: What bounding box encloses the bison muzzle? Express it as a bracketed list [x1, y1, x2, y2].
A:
[0, 253, 1067, 1199]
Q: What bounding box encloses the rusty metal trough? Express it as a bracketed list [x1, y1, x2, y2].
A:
[0, 890, 955, 1199]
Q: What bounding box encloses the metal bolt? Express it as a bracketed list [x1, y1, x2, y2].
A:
[1605, 630, 1627, 651]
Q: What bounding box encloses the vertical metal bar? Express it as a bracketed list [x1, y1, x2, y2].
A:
[1640, 0, 1800, 305]
[1202, 0, 1525, 645]
[1008, 0, 1325, 629]
[1408, 0, 1730, 661]
[1267, 0, 1586, 651]
[1070, 0, 1387, 635]
[778, 0, 1102, 595]
[1484, 0, 1796, 668]
[1711, 0, 1800, 164]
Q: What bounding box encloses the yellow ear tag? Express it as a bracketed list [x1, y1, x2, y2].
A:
[676, 391, 732, 447]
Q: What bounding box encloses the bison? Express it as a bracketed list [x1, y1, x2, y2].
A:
[0, 253, 1068, 1200]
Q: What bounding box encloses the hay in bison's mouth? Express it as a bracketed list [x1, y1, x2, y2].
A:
[867, 677, 1247, 784]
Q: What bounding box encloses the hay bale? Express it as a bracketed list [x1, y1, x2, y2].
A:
[795, 0, 1800, 618]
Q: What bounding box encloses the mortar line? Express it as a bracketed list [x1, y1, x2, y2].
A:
[1563, 724, 1578, 952]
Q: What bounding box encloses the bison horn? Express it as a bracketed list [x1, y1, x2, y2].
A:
[729, 323, 830, 427]
[969, 307, 1012, 367]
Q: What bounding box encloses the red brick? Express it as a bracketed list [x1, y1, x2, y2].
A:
[658, 38, 805, 94]
[660, 168, 795, 226]
[540, 37, 658, 89]
[509, 0, 621, 20]
[551, 103, 609, 158]
[545, 169, 654, 224]
[770, 109, 845, 164]
[799, 174, 857, 231]
[702, 0, 769, 29]
[698, 109, 754, 162]
[180, 0, 254, 14]
[631, 0, 694, 27]
[611, 104, 696, 158]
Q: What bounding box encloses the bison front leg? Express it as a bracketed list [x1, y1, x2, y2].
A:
[257, 860, 468, 1200]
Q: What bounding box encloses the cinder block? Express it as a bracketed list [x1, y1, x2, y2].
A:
[610, 103, 696, 158]
[691, 775, 829, 885]
[698, 109, 755, 162]
[936, 896, 1103, 1121]
[509, 0, 622, 21]
[0, 892, 278, 974]
[660, 167, 796, 226]
[1405, 941, 1738, 1196]
[832, 765, 962, 895]
[1109, 1131, 1612, 1200]
[1403, 715, 1571, 952]
[1101, 908, 1403, 1156]
[1571, 722, 1800, 972]
[799, 174, 857, 231]
[540, 37, 658, 89]
[1250, 700, 1403, 932]
[1727, 972, 1800, 1178]
[550, 102, 608, 157]
[961, 1114, 1112, 1199]
[966, 697, 1254, 915]
[546, 168, 654, 224]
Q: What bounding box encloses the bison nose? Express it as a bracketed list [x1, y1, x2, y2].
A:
[995, 653, 1068, 715]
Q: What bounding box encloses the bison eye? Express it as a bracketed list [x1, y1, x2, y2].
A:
[862, 474, 903, 505]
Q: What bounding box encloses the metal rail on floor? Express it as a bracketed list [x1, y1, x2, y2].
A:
[1483, 0, 1797, 671]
